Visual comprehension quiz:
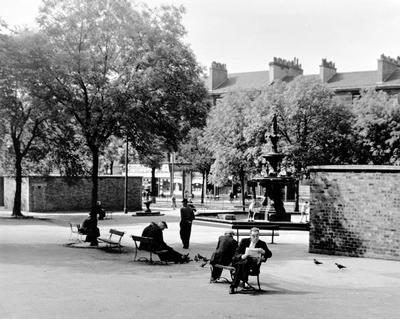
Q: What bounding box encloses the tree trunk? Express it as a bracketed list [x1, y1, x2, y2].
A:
[110, 160, 114, 175]
[151, 167, 157, 197]
[201, 171, 205, 204]
[90, 145, 99, 211]
[12, 155, 23, 217]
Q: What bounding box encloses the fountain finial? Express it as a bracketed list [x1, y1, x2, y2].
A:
[269, 114, 279, 153]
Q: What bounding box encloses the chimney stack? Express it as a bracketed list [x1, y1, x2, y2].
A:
[269, 57, 303, 83]
[209, 61, 227, 90]
[377, 54, 400, 83]
[320, 59, 336, 83]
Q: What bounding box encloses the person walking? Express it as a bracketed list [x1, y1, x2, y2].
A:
[171, 194, 177, 209]
[180, 198, 195, 249]
[300, 200, 310, 223]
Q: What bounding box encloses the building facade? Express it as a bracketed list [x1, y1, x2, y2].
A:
[206, 54, 400, 104]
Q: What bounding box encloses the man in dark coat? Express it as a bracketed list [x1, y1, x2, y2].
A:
[229, 227, 272, 294]
[210, 230, 238, 282]
[180, 198, 195, 249]
[80, 211, 100, 246]
[140, 221, 190, 263]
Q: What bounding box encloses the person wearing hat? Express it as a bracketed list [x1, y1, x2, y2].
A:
[79, 210, 100, 246]
[140, 221, 190, 263]
[180, 198, 195, 249]
[209, 230, 238, 282]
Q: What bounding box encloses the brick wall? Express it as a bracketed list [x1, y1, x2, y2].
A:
[309, 165, 400, 261]
[4, 176, 142, 212]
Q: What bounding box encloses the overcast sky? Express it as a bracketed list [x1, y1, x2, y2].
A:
[1, 0, 400, 75]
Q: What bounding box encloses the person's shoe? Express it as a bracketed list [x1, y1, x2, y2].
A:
[229, 287, 235, 294]
[242, 282, 252, 290]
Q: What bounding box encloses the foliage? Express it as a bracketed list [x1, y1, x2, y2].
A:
[352, 89, 400, 164]
[204, 92, 255, 186]
[32, 0, 208, 207]
[246, 77, 354, 175]
[178, 127, 213, 175]
[0, 30, 51, 215]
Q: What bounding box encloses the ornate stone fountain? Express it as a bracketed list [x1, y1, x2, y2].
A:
[250, 114, 294, 222]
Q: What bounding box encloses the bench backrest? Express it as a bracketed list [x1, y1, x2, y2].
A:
[231, 224, 280, 230]
[109, 229, 125, 237]
[131, 235, 153, 244]
[70, 223, 80, 232]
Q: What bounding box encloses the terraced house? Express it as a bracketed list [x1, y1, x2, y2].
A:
[206, 54, 400, 104]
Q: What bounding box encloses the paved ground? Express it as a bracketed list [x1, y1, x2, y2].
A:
[1, 206, 400, 319]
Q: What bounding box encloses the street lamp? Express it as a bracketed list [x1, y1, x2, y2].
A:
[124, 137, 128, 214]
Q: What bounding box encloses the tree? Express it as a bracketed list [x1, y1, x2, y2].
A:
[136, 137, 166, 198]
[0, 31, 51, 217]
[178, 128, 213, 204]
[34, 0, 209, 210]
[247, 77, 354, 175]
[204, 92, 256, 209]
[352, 89, 400, 164]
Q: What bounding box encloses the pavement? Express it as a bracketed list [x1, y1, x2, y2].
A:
[1, 204, 400, 319]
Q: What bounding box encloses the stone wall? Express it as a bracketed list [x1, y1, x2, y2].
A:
[4, 176, 142, 212]
[309, 165, 400, 261]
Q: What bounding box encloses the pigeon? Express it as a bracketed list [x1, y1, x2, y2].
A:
[200, 261, 208, 268]
[194, 255, 199, 262]
[313, 258, 323, 265]
[335, 262, 346, 269]
[196, 253, 209, 262]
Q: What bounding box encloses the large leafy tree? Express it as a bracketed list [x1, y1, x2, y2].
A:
[0, 31, 51, 217]
[33, 0, 208, 209]
[204, 92, 255, 208]
[352, 89, 400, 164]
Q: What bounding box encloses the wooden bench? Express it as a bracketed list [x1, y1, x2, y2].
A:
[232, 225, 280, 244]
[131, 235, 169, 264]
[98, 229, 125, 252]
[210, 263, 262, 291]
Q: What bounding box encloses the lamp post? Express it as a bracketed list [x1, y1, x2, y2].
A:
[124, 137, 128, 214]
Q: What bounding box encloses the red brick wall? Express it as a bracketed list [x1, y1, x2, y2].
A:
[4, 176, 142, 212]
[309, 165, 400, 261]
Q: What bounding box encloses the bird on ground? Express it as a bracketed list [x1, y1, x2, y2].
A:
[194, 255, 199, 262]
[196, 253, 209, 262]
[200, 261, 208, 268]
[313, 258, 323, 265]
[335, 262, 346, 269]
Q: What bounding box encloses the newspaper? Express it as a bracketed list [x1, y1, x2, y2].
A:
[245, 247, 261, 258]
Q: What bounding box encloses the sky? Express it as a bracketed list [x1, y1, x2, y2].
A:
[1, 0, 400, 75]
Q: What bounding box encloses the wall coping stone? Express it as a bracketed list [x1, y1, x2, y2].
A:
[308, 165, 400, 173]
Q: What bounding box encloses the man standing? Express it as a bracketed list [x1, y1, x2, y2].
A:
[209, 230, 238, 282]
[180, 198, 195, 249]
[140, 221, 190, 263]
[229, 227, 272, 294]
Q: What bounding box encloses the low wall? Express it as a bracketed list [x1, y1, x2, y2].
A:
[309, 165, 400, 261]
[4, 176, 142, 212]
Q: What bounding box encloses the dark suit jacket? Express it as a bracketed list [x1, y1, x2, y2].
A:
[234, 237, 272, 262]
[140, 222, 169, 251]
[210, 235, 238, 266]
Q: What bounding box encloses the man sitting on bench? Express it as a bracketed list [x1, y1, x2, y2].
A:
[140, 221, 190, 264]
[229, 227, 272, 294]
[210, 230, 238, 282]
